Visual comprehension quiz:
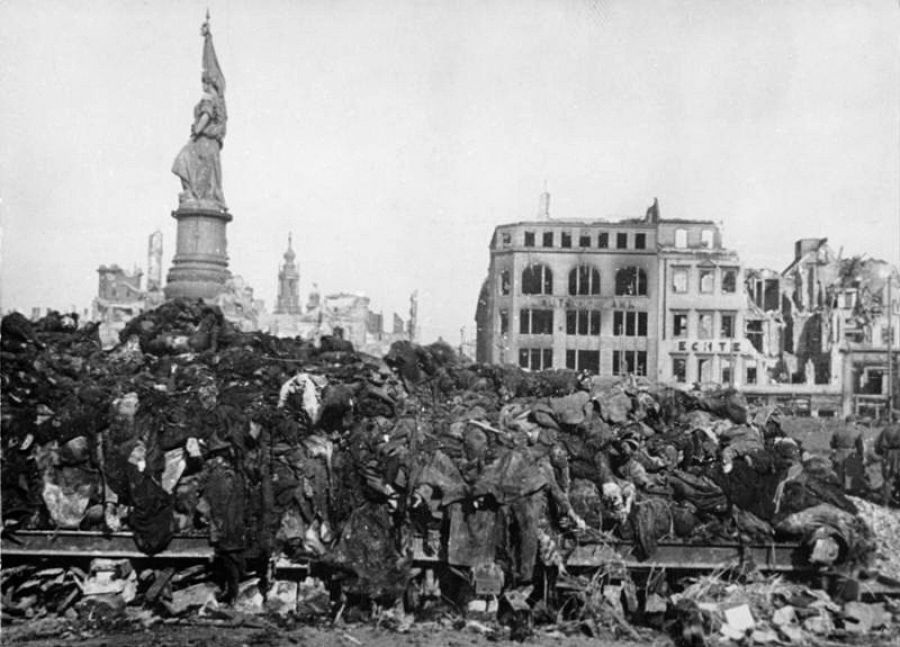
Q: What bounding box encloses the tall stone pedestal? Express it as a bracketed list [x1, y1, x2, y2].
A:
[164, 208, 232, 301]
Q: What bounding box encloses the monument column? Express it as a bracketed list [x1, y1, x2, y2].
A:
[165, 208, 232, 300]
[164, 14, 233, 302]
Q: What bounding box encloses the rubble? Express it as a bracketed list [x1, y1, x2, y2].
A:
[2, 301, 899, 643]
[669, 570, 900, 645]
[848, 495, 900, 581]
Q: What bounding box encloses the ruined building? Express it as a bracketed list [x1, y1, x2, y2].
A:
[92, 232, 166, 344]
[475, 196, 755, 384]
[745, 238, 900, 417]
[264, 235, 418, 355]
[656, 215, 748, 386]
[474, 193, 900, 421]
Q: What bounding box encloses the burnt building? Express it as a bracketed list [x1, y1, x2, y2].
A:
[475, 195, 658, 375]
[475, 196, 750, 382]
[265, 236, 418, 355]
[745, 238, 900, 418]
[656, 218, 750, 386]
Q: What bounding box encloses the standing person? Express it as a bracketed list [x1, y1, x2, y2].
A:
[831, 416, 864, 492]
[874, 421, 900, 506]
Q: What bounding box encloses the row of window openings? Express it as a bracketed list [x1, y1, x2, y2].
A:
[672, 312, 736, 339]
[519, 231, 648, 250]
[671, 357, 757, 384]
[672, 267, 737, 294]
[502, 265, 648, 297]
[512, 309, 648, 337]
[518, 348, 647, 376]
[504, 228, 715, 251]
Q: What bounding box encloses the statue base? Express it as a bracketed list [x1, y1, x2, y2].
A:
[164, 207, 233, 301]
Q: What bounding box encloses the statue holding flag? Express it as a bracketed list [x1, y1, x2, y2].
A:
[172, 14, 228, 212]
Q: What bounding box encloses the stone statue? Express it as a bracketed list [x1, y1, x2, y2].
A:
[172, 16, 228, 212]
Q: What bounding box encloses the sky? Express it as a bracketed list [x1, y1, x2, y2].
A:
[2, 0, 899, 345]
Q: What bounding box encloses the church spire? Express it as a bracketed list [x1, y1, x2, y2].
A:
[284, 232, 296, 262]
[275, 233, 301, 314]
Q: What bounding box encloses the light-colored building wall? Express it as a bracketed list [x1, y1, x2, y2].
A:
[479, 219, 659, 376]
[656, 220, 750, 386]
[477, 208, 755, 385]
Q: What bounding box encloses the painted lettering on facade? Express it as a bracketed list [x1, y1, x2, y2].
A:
[674, 340, 742, 353]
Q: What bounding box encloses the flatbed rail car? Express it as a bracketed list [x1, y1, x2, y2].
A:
[5, 530, 899, 599]
[0, 529, 815, 573]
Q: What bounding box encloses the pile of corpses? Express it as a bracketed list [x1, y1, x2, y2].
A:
[1, 301, 895, 643]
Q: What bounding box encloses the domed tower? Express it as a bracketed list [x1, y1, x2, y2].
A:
[274, 234, 302, 315]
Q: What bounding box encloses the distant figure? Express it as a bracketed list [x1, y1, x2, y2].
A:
[172, 16, 228, 211]
[804, 359, 815, 384]
[830, 416, 865, 493]
[874, 422, 900, 506]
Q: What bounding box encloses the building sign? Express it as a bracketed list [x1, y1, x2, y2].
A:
[674, 339, 743, 353]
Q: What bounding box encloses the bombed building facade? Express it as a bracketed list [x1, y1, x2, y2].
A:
[655, 217, 750, 387]
[475, 197, 753, 385]
[91, 232, 167, 344]
[264, 235, 417, 355]
[745, 238, 900, 418]
[475, 195, 660, 375]
[476, 199, 900, 418]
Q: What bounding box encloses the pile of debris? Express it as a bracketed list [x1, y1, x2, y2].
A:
[848, 495, 900, 582]
[670, 571, 898, 645]
[0, 301, 895, 642]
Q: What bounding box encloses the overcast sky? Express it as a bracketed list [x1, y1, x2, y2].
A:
[2, 0, 899, 344]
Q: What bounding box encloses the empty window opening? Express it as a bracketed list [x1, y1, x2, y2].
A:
[519, 309, 554, 334]
[673, 312, 688, 338]
[567, 349, 600, 373]
[567, 309, 601, 336]
[613, 350, 647, 376]
[698, 312, 713, 339]
[519, 348, 553, 371]
[672, 357, 687, 383]
[500, 270, 510, 295]
[672, 267, 689, 293]
[614, 311, 648, 337]
[522, 264, 553, 295]
[722, 268, 737, 293]
[615, 266, 648, 296]
[720, 312, 735, 338]
[699, 268, 714, 293]
[569, 265, 601, 295]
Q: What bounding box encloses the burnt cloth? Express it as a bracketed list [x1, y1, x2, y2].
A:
[127, 466, 175, 554]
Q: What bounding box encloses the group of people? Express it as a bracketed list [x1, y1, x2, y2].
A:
[831, 415, 900, 506]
